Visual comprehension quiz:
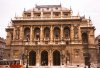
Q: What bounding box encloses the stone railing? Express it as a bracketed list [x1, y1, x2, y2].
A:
[13, 16, 80, 20]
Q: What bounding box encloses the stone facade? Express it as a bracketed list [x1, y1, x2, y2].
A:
[5, 5, 97, 67]
[0, 37, 5, 60]
[95, 35, 100, 68]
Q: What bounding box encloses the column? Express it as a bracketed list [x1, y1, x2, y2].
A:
[41, 11, 43, 19]
[32, 27, 34, 42]
[40, 26, 44, 44]
[70, 25, 74, 43]
[60, 25, 63, 40]
[20, 26, 24, 40]
[31, 10, 34, 18]
[78, 26, 82, 43]
[61, 11, 63, 18]
[37, 50, 40, 66]
[51, 10, 53, 19]
[13, 28, 16, 40]
[30, 26, 33, 43]
[50, 26, 53, 43]
[49, 50, 52, 66]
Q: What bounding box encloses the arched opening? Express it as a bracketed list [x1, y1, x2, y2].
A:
[54, 27, 60, 39]
[64, 26, 70, 39]
[82, 33, 88, 44]
[53, 50, 60, 65]
[29, 51, 36, 66]
[44, 27, 50, 39]
[34, 27, 40, 40]
[41, 51, 48, 66]
[24, 27, 30, 40]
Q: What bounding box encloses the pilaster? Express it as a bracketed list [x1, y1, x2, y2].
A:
[50, 26, 53, 43]
[13, 28, 16, 40]
[70, 25, 74, 43]
[60, 25, 63, 40]
[41, 11, 43, 19]
[51, 10, 53, 19]
[61, 10, 63, 18]
[78, 26, 82, 42]
[30, 26, 33, 43]
[40, 26, 44, 43]
[20, 26, 23, 40]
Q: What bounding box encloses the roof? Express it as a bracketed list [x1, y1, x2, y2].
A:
[24, 4, 70, 13]
[35, 5, 61, 8]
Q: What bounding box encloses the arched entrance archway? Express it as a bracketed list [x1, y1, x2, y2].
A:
[41, 50, 48, 66]
[53, 50, 60, 65]
[29, 51, 36, 66]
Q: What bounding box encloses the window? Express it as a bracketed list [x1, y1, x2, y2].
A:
[64, 27, 70, 39]
[34, 27, 40, 40]
[24, 27, 30, 41]
[16, 27, 20, 40]
[54, 27, 60, 39]
[74, 26, 78, 39]
[82, 33, 88, 44]
[44, 27, 50, 39]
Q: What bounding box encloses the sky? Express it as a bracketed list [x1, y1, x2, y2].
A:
[0, 0, 100, 39]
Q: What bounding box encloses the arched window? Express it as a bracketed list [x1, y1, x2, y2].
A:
[82, 33, 88, 44]
[44, 27, 50, 39]
[74, 26, 78, 39]
[41, 51, 48, 66]
[24, 27, 30, 40]
[11, 32, 13, 40]
[53, 50, 60, 65]
[54, 27, 60, 39]
[16, 27, 20, 40]
[64, 27, 70, 39]
[34, 27, 40, 40]
[29, 51, 36, 66]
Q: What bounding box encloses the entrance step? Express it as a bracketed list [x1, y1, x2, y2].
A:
[25, 66, 85, 68]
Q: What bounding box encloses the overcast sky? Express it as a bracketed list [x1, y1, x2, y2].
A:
[0, 0, 100, 39]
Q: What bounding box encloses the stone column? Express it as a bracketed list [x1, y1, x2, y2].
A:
[32, 27, 34, 42]
[78, 26, 81, 43]
[37, 50, 40, 66]
[51, 10, 53, 19]
[40, 26, 44, 44]
[60, 25, 63, 40]
[49, 49, 52, 66]
[30, 26, 33, 44]
[41, 11, 43, 19]
[20, 26, 24, 40]
[61, 11, 63, 18]
[13, 28, 16, 40]
[70, 25, 74, 43]
[50, 26, 53, 43]
[31, 10, 34, 18]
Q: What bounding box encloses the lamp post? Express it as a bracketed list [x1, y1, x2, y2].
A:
[26, 34, 29, 68]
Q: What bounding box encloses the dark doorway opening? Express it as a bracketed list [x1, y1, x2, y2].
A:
[53, 50, 60, 65]
[29, 51, 36, 66]
[41, 51, 48, 66]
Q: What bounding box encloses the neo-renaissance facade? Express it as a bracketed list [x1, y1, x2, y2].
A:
[5, 5, 97, 67]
